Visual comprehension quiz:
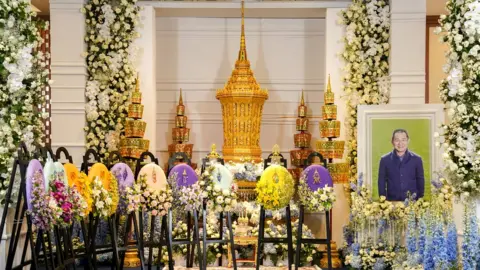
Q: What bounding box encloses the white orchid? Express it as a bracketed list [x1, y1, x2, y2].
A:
[84, 0, 140, 157]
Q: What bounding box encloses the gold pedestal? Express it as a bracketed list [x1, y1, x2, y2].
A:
[123, 249, 141, 268]
[319, 241, 342, 269]
[227, 236, 258, 268]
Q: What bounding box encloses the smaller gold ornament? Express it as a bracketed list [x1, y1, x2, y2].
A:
[208, 143, 221, 159]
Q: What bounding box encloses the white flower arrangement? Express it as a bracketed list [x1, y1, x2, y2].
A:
[82, 0, 140, 158]
[199, 166, 238, 213]
[225, 160, 264, 182]
[125, 174, 173, 216]
[437, 0, 480, 198]
[0, 0, 50, 201]
[339, 0, 391, 183]
[297, 175, 336, 212]
[90, 176, 113, 218]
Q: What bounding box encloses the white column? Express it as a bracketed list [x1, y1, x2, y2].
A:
[325, 7, 349, 246]
[389, 0, 426, 104]
[50, 0, 87, 165]
[134, 6, 157, 155]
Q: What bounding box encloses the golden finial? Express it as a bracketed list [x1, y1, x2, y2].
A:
[324, 74, 335, 104]
[238, 1, 247, 61]
[300, 90, 305, 106]
[179, 88, 183, 105]
[272, 144, 280, 156]
[327, 74, 332, 93]
[135, 73, 140, 92]
[208, 143, 220, 159]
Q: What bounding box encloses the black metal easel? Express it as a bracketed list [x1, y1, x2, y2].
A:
[199, 157, 237, 270]
[165, 153, 204, 269]
[295, 151, 332, 270]
[256, 152, 294, 270]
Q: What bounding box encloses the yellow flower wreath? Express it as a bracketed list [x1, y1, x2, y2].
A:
[88, 163, 119, 216]
[64, 163, 92, 215]
[255, 165, 295, 210]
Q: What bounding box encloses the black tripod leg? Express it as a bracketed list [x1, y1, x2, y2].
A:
[193, 210, 202, 269]
[227, 212, 237, 270]
[295, 206, 304, 270]
[286, 205, 293, 270]
[167, 210, 174, 270]
[202, 204, 207, 270]
[256, 207, 265, 270]
[326, 210, 332, 270]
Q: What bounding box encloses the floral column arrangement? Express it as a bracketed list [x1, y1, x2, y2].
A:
[339, 0, 390, 185]
[83, 0, 140, 160]
[0, 0, 50, 200]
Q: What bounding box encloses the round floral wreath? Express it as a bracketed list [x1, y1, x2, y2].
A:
[168, 171, 204, 212]
[255, 167, 295, 211]
[199, 166, 238, 213]
[30, 170, 56, 230]
[90, 173, 119, 218]
[297, 174, 336, 212]
[126, 174, 174, 216]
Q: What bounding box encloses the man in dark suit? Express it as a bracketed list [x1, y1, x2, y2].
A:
[378, 129, 425, 201]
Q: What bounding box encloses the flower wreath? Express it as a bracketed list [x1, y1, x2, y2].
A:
[199, 166, 238, 213]
[126, 174, 174, 216]
[48, 174, 75, 226]
[168, 171, 204, 212]
[29, 170, 56, 230]
[255, 165, 295, 211]
[297, 174, 336, 212]
[91, 173, 119, 218]
[73, 172, 93, 215]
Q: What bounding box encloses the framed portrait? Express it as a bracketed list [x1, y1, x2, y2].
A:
[357, 104, 444, 201]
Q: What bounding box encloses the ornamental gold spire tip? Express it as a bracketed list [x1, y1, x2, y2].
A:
[300, 90, 305, 106]
[135, 74, 140, 92]
[327, 74, 332, 93]
[238, 0, 247, 61]
[179, 88, 183, 105]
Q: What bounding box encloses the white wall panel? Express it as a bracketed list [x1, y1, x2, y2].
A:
[155, 17, 326, 166]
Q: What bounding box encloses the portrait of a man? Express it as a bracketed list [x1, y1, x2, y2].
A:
[378, 129, 425, 201]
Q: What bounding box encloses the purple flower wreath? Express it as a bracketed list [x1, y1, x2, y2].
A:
[29, 170, 56, 230]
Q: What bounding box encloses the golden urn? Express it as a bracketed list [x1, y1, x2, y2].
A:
[216, 1, 268, 163]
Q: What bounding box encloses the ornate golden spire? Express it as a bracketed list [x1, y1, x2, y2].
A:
[238, 1, 247, 61]
[179, 88, 183, 105]
[300, 90, 305, 106]
[325, 74, 334, 104]
[216, 1, 268, 162]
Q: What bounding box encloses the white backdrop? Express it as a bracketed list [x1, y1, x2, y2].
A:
[155, 17, 326, 165]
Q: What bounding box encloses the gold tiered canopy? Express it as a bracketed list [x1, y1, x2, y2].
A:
[120, 76, 150, 171]
[216, 1, 268, 162]
[316, 75, 349, 183]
